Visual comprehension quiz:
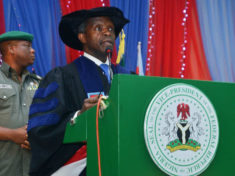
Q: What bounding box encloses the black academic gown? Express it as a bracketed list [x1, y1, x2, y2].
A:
[28, 56, 130, 176]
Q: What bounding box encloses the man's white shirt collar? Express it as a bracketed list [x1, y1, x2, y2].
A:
[83, 52, 109, 66]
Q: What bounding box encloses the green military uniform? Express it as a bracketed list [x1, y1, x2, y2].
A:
[0, 61, 41, 176]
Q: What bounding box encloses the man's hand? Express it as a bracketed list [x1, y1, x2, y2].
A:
[10, 125, 31, 150]
[80, 95, 100, 114]
[0, 125, 31, 150]
[20, 140, 31, 150]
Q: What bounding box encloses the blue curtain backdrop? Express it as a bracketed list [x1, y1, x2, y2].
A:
[2, 0, 235, 81]
[110, 0, 149, 73]
[196, 0, 235, 82]
[3, 0, 66, 76]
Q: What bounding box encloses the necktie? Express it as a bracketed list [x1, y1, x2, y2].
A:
[100, 64, 110, 83]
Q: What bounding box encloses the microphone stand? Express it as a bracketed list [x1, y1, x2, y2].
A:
[105, 48, 113, 83]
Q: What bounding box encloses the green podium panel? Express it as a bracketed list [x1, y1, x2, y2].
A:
[64, 74, 235, 176]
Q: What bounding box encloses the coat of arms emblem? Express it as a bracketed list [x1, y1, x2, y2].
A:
[144, 83, 219, 176]
[163, 103, 204, 153]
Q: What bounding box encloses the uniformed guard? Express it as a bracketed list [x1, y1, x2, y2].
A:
[0, 31, 41, 176]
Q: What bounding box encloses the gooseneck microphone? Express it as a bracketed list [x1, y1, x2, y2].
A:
[105, 48, 112, 60]
[105, 48, 113, 83]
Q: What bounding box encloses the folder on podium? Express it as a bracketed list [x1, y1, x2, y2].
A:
[63, 74, 235, 176]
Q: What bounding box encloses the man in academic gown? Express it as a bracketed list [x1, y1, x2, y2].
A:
[27, 7, 130, 176]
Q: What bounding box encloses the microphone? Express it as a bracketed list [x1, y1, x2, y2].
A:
[105, 48, 113, 83]
[105, 48, 112, 60]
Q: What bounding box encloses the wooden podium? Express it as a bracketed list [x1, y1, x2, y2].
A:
[63, 74, 235, 176]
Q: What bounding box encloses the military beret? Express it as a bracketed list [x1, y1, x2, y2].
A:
[0, 31, 33, 43]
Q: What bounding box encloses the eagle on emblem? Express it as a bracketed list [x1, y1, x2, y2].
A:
[162, 103, 203, 152]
